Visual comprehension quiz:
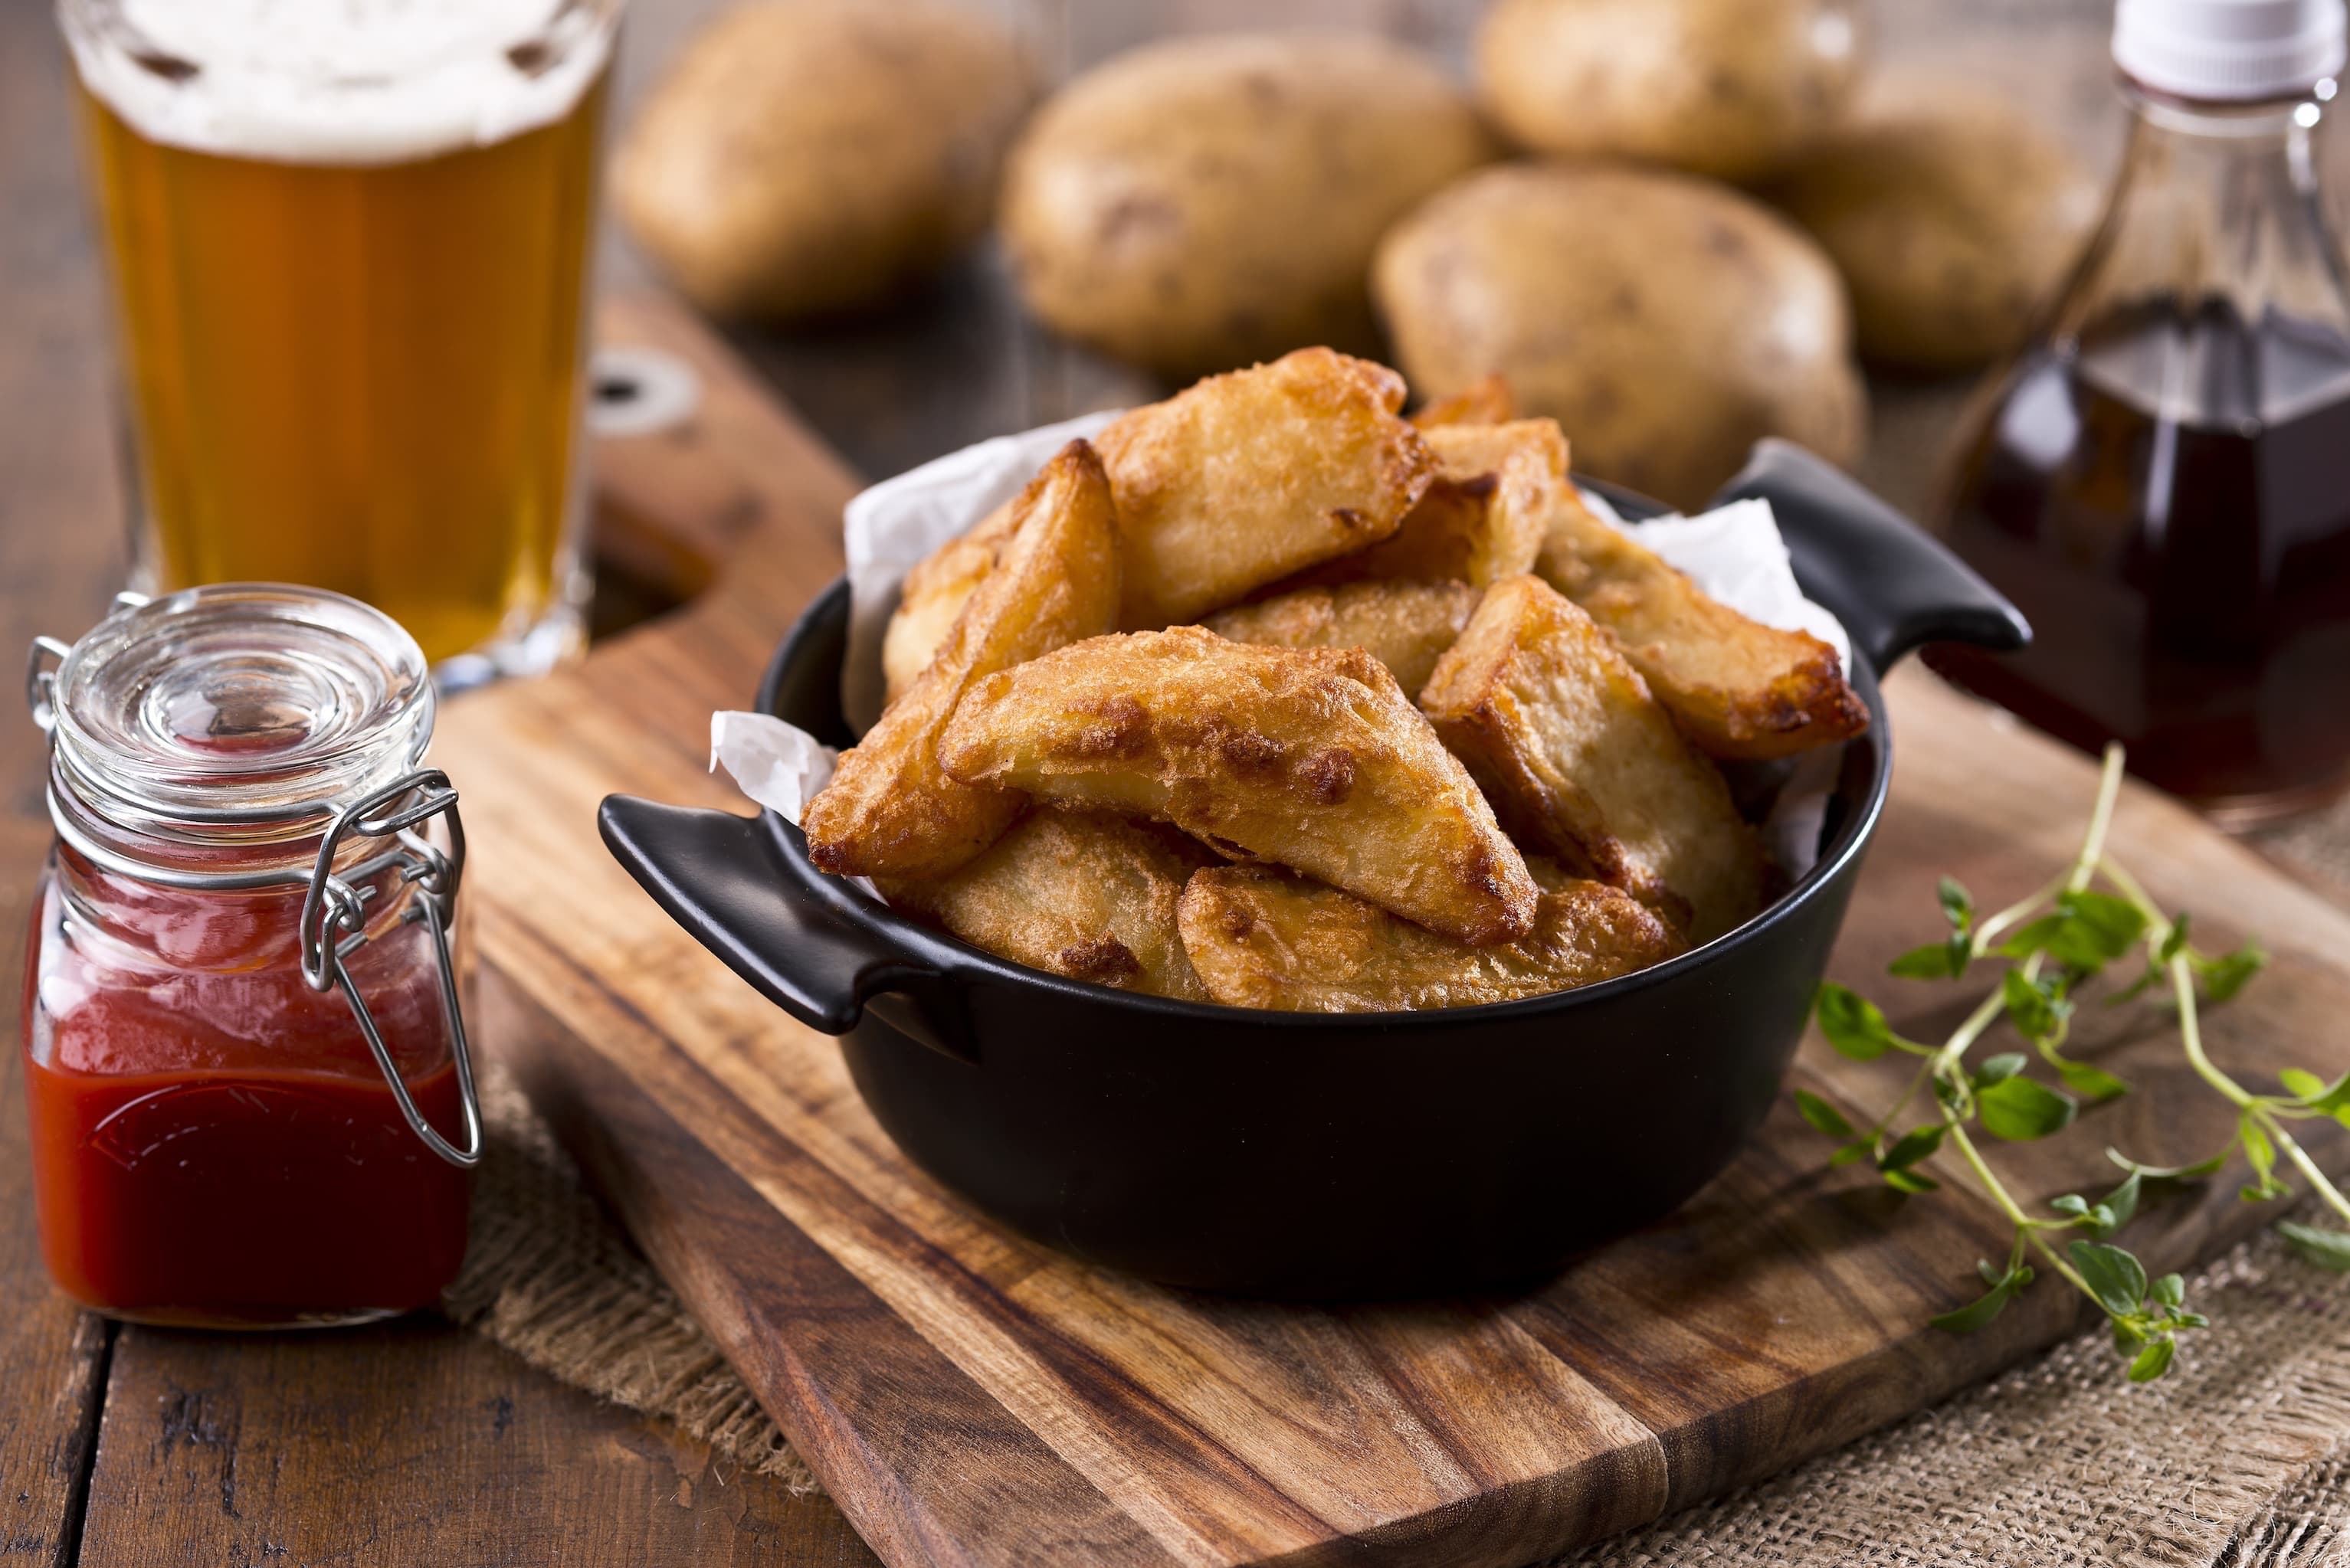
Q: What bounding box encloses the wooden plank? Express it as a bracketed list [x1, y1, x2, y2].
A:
[73, 1315, 880, 1568]
[437, 280, 2350, 1568]
[0, 0, 139, 1559]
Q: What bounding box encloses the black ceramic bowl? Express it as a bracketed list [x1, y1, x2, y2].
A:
[601, 442, 2027, 1298]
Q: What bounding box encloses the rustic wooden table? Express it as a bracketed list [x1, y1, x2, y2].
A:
[0, 1, 2119, 1562]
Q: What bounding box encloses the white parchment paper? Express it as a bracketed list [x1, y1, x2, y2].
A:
[711, 421, 1854, 895]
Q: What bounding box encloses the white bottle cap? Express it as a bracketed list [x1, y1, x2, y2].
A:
[2116, 0, 2346, 99]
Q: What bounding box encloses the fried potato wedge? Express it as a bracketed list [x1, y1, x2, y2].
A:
[1204, 578, 1480, 694]
[1094, 348, 1435, 627]
[1410, 372, 1516, 430]
[1419, 574, 1762, 941]
[804, 440, 1119, 879]
[880, 496, 1020, 708]
[1178, 863, 1683, 1012]
[1296, 418, 1562, 589]
[1536, 490, 1868, 760]
[937, 626, 1539, 944]
[880, 810, 1214, 1000]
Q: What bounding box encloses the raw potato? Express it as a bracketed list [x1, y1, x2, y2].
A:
[1001, 32, 1493, 377]
[1419, 575, 1762, 942]
[1095, 349, 1434, 627]
[1178, 864, 1684, 1013]
[1205, 580, 1480, 695]
[1536, 490, 1868, 759]
[802, 442, 1116, 879]
[937, 627, 1539, 946]
[1473, 0, 1866, 182]
[1374, 163, 1867, 512]
[1770, 89, 2099, 370]
[614, 0, 1035, 321]
[880, 810, 1214, 1001]
[1292, 421, 1563, 590]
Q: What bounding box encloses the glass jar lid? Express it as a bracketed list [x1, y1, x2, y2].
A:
[41, 584, 433, 838]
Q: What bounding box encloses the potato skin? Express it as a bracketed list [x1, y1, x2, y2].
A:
[1373, 163, 1866, 511]
[1001, 32, 1493, 377]
[1473, 0, 1866, 182]
[614, 0, 1035, 321]
[1768, 90, 2099, 371]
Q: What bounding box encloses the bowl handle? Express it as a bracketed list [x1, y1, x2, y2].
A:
[1712, 439, 2031, 673]
[597, 794, 974, 1062]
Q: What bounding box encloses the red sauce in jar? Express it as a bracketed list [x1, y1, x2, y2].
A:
[21, 851, 470, 1327]
[22, 584, 475, 1327]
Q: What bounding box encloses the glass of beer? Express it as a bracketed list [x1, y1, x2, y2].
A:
[61, 0, 620, 684]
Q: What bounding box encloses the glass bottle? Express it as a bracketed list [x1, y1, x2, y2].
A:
[21, 585, 480, 1327]
[1929, 0, 2350, 828]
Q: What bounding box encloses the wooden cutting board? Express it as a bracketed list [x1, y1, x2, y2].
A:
[438, 292, 2350, 1568]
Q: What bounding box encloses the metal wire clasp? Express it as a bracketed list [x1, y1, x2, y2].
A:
[299, 769, 484, 1168]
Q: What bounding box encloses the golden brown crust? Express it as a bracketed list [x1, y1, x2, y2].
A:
[1204, 579, 1481, 696]
[1534, 490, 1869, 760]
[880, 497, 1021, 708]
[1409, 373, 1516, 430]
[803, 441, 1119, 879]
[1092, 349, 1436, 628]
[936, 626, 1538, 945]
[1177, 863, 1683, 1012]
[1288, 419, 1562, 589]
[1418, 575, 1762, 943]
[879, 810, 1214, 1000]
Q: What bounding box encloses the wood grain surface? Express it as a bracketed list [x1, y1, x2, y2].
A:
[434, 289, 2350, 1568]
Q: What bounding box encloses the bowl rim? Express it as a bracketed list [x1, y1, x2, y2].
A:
[753, 482, 1890, 1031]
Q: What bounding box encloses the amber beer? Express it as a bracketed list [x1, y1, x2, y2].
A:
[64, 0, 617, 676]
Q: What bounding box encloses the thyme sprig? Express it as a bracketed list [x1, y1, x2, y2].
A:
[1797, 744, 2350, 1381]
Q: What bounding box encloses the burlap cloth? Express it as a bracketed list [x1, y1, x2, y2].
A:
[431, 794, 2350, 1566]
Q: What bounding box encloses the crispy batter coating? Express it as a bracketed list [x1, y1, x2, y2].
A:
[1204, 579, 1480, 695]
[1093, 348, 1435, 627]
[1419, 575, 1762, 942]
[804, 441, 1119, 879]
[880, 497, 1020, 708]
[1177, 863, 1683, 1012]
[880, 810, 1214, 1000]
[936, 626, 1538, 944]
[1296, 418, 1562, 589]
[1410, 372, 1516, 430]
[1536, 490, 1869, 760]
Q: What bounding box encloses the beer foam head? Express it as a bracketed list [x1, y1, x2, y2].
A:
[64, 0, 614, 164]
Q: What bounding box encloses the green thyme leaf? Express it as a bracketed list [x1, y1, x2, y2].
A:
[1883, 1167, 1940, 1195]
[2196, 942, 2266, 1003]
[1878, 1125, 1945, 1173]
[1977, 1075, 2079, 1141]
[2280, 1068, 2350, 1125]
[1929, 1263, 2030, 1334]
[2157, 914, 2191, 964]
[2000, 892, 2147, 971]
[2276, 1220, 2350, 1272]
[1973, 1052, 2027, 1088]
[1815, 983, 1909, 1061]
[1939, 876, 1975, 934]
[1793, 1088, 1857, 1141]
[1890, 941, 1968, 980]
[2128, 1337, 2177, 1382]
[2049, 1053, 2131, 1103]
[2070, 1240, 2151, 1318]
[2150, 1272, 2184, 1308]
[2094, 1170, 2142, 1237]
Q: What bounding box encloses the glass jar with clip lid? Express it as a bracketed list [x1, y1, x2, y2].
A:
[20, 584, 480, 1327]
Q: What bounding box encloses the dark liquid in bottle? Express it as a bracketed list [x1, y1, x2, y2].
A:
[1929, 296, 2350, 826]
